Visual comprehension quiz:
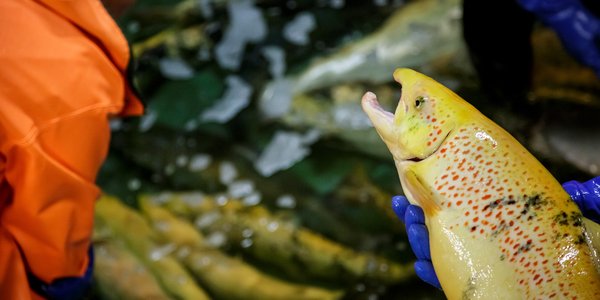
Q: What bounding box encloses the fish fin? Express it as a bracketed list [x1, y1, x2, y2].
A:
[583, 217, 600, 259]
[402, 169, 440, 217]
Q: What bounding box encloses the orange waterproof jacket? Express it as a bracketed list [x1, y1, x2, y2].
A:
[0, 0, 143, 298]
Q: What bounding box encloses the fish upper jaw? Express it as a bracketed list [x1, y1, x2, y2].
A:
[361, 91, 412, 161]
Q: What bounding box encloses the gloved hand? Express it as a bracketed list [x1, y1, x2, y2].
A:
[391, 195, 441, 289]
[28, 246, 94, 300]
[562, 176, 600, 223]
[392, 176, 600, 289]
[517, 0, 600, 76]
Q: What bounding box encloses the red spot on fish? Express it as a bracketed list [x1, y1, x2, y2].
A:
[441, 148, 447, 154]
[482, 194, 491, 200]
[431, 118, 437, 122]
[457, 200, 463, 206]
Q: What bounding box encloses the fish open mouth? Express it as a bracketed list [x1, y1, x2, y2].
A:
[362, 90, 451, 162]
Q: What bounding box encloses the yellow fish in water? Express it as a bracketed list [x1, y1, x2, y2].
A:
[361, 68, 600, 299]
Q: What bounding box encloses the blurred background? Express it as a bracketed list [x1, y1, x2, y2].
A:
[93, 0, 600, 299]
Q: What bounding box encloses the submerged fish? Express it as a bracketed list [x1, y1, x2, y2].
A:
[361, 69, 600, 299]
[292, 0, 465, 94]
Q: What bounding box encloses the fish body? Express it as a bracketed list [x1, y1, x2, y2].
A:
[362, 69, 600, 299]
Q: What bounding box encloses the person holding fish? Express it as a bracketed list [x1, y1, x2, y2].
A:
[390, 0, 600, 291]
[0, 0, 140, 299]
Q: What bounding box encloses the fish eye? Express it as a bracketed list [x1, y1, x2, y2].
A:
[415, 96, 426, 109]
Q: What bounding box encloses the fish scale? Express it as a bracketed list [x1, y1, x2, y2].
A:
[362, 68, 600, 299]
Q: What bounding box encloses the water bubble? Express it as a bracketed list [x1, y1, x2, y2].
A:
[216, 194, 229, 206]
[254, 129, 320, 177]
[198, 0, 214, 19]
[367, 294, 378, 300]
[276, 194, 296, 208]
[109, 119, 122, 131]
[127, 178, 141, 191]
[396, 242, 407, 251]
[240, 238, 254, 248]
[184, 119, 198, 131]
[379, 263, 389, 272]
[189, 154, 212, 172]
[258, 217, 268, 226]
[228, 180, 255, 198]
[176, 155, 189, 167]
[242, 192, 262, 206]
[196, 256, 213, 267]
[181, 192, 205, 207]
[138, 109, 157, 132]
[154, 221, 170, 233]
[215, 0, 267, 70]
[286, 0, 297, 9]
[267, 221, 279, 232]
[219, 161, 238, 184]
[262, 46, 286, 78]
[164, 164, 175, 175]
[283, 12, 316, 46]
[177, 247, 191, 259]
[355, 283, 366, 292]
[127, 21, 140, 34]
[330, 0, 345, 9]
[200, 76, 253, 123]
[242, 228, 254, 238]
[176, 275, 188, 285]
[149, 244, 177, 261]
[159, 57, 195, 80]
[195, 212, 221, 229]
[259, 78, 293, 119]
[206, 232, 227, 248]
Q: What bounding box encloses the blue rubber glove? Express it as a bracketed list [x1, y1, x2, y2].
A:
[392, 176, 600, 289]
[392, 195, 441, 289]
[28, 246, 94, 300]
[562, 176, 600, 223]
[517, 0, 600, 76]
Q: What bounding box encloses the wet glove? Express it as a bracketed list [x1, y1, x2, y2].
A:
[391, 195, 441, 289]
[392, 176, 600, 289]
[517, 0, 600, 76]
[562, 176, 600, 223]
[28, 246, 94, 300]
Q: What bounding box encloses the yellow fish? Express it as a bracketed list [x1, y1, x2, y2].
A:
[361, 68, 600, 299]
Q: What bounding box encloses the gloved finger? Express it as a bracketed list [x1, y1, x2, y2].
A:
[563, 178, 600, 223]
[405, 205, 425, 226]
[562, 180, 584, 203]
[415, 260, 442, 290]
[407, 224, 431, 261]
[391, 195, 410, 223]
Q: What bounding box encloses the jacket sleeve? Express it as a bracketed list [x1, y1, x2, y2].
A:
[1, 108, 112, 284]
